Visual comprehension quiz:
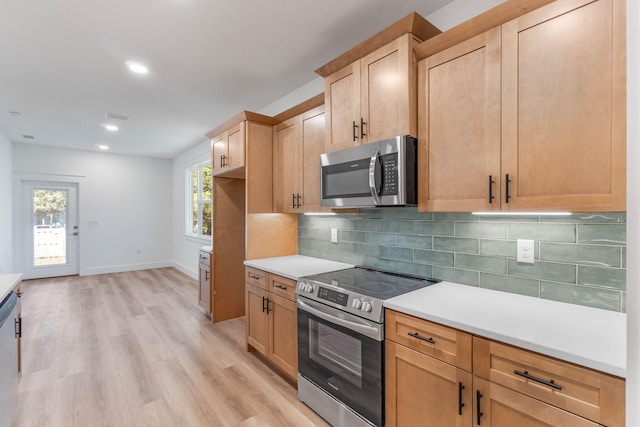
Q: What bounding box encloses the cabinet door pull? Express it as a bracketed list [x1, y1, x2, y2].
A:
[458, 382, 465, 415]
[292, 193, 296, 209]
[476, 391, 483, 425]
[262, 296, 267, 313]
[275, 284, 288, 290]
[220, 155, 223, 168]
[296, 193, 302, 208]
[15, 317, 22, 338]
[249, 274, 260, 280]
[505, 173, 511, 203]
[360, 118, 366, 138]
[407, 332, 435, 344]
[352, 121, 359, 141]
[488, 175, 495, 204]
[265, 298, 272, 314]
[205, 270, 209, 281]
[514, 370, 563, 390]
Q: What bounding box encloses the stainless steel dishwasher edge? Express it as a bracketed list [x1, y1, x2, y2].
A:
[0, 291, 18, 427]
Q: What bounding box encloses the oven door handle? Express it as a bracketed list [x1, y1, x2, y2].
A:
[297, 297, 383, 341]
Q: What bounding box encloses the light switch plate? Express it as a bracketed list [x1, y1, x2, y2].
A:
[517, 239, 534, 264]
[331, 228, 338, 243]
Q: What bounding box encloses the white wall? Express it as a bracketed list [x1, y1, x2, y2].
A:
[0, 131, 13, 274]
[12, 144, 172, 275]
[627, 0, 639, 424]
[171, 140, 211, 278]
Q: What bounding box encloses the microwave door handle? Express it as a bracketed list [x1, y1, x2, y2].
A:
[368, 150, 382, 205]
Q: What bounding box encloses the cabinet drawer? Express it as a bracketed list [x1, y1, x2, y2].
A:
[268, 274, 297, 302]
[198, 251, 210, 267]
[473, 337, 625, 426]
[385, 309, 472, 371]
[245, 267, 268, 289]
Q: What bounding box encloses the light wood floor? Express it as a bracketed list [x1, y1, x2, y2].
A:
[14, 268, 329, 427]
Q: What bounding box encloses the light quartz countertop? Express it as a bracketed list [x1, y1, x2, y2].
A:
[244, 255, 353, 281]
[200, 246, 213, 254]
[384, 282, 626, 378]
[0, 274, 23, 302]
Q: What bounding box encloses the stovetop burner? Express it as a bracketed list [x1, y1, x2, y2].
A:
[297, 266, 438, 323]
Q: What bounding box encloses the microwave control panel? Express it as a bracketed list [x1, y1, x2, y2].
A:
[381, 153, 398, 196]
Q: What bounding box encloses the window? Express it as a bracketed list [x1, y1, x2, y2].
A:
[186, 162, 212, 238]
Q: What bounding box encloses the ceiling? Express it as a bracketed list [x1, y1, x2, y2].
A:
[0, 0, 502, 159]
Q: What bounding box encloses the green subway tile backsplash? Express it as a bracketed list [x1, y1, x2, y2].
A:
[298, 208, 627, 312]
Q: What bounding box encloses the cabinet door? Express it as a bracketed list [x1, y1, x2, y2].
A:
[246, 283, 269, 355]
[501, 0, 625, 211]
[300, 106, 329, 212]
[198, 263, 211, 313]
[386, 340, 472, 427]
[211, 134, 226, 174]
[474, 377, 599, 426]
[267, 293, 298, 380]
[273, 118, 300, 213]
[418, 28, 501, 212]
[226, 122, 245, 171]
[325, 61, 361, 152]
[361, 34, 416, 144]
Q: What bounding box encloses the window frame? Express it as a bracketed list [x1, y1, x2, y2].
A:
[185, 160, 212, 240]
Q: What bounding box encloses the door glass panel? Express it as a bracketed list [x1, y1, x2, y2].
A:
[309, 320, 362, 388]
[32, 189, 67, 266]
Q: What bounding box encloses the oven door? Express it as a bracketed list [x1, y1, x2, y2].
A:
[297, 296, 384, 426]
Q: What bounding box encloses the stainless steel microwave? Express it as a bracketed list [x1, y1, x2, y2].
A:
[320, 135, 417, 208]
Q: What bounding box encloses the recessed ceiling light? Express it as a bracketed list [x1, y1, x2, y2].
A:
[22, 135, 35, 140]
[125, 60, 149, 75]
[105, 112, 130, 121]
[98, 145, 110, 150]
[103, 124, 119, 132]
[9, 111, 21, 117]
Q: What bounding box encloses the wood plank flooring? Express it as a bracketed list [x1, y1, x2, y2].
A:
[13, 268, 329, 427]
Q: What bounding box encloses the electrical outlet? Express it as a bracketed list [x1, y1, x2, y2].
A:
[517, 239, 534, 264]
[331, 228, 338, 243]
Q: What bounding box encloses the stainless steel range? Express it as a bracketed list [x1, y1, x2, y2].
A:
[296, 267, 437, 427]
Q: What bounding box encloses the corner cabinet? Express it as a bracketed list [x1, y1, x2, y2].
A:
[385, 309, 625, 426]
[273, 104, 329, 213]
[245, 267, 298, 382]
[418, 0, 626, 212]
[324, 34, 421, 153]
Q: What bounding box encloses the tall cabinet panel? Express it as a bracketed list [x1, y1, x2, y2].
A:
[418, 28, 501, 212]
[501, 0, 625, 211]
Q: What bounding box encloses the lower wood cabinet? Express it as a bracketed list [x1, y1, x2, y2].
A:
[474, 377, 600, 427]
[385, 309, 625, 427]
[198, 251, 211, 316]
[245, 267, 298, 381]
[386, 340, 472, 426]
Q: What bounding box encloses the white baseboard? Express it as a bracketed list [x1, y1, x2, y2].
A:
[171, 261, 198, 279]
[81, 260, 173, 276]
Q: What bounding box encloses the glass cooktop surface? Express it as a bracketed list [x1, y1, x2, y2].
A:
[302, 267, 437, 301]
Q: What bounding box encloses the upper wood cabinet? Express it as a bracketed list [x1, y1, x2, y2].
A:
[273, 98, 330, 213]
[418, 0, 626, 212]
[207, 111, 276, 179]
[211, 122, 245, 175]
[325, 34, 420, 153]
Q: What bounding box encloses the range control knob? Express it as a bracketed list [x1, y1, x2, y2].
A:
[352, 299, 363, 309]
[304, 283, 313, 293]
[297, 282, 305, 291]
[361, 302, 372, 313]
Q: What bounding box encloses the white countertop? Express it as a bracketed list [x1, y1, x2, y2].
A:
[0, 274, 23, 302]
[384, 282, 626, 378]
[244, 255, 353, 281]
[200, 245, 213, 254]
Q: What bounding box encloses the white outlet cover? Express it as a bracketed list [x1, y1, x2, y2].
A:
[331, 228, 338, 243]
[517, 239, 535, 264]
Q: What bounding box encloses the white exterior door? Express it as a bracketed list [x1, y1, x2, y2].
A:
[21, 181, 79, 279]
